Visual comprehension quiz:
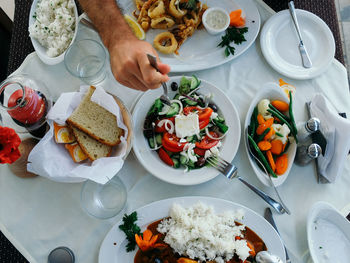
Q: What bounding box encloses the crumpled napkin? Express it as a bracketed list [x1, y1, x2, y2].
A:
[309, 94, 350, 183]
[27, 85, 128, 184]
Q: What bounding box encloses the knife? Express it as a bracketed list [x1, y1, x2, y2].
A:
[288, 1, 312, 68]
[264, 208, 291, 263]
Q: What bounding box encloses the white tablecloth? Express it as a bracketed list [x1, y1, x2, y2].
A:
[1, 1, 350, 262]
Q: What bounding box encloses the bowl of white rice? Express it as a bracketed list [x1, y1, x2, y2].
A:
[29, 0, 78, 65]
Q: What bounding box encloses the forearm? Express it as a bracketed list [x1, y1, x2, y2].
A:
[78, 0, 136, 49]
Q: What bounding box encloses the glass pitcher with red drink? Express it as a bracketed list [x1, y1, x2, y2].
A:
[0, 75, 52, 138]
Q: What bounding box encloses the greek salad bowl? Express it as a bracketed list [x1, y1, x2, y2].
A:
[132, 76, 241, 185]
[244, 83, 297, 187]
[29, 0, 79, 65]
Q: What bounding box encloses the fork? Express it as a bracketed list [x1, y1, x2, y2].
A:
[146, 54, 172, 106]
[207, 155, 286, 214]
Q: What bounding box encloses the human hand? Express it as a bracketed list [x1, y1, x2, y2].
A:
[108, 38, 170, 91]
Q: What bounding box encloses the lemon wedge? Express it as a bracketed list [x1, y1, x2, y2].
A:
[124, 15, 145, 40]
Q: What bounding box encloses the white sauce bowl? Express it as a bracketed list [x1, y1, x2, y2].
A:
[202, 7, 230, 35]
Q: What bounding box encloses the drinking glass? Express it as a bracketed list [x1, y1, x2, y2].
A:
[64, 39, 107, 85]
[80, 175, 127, 219]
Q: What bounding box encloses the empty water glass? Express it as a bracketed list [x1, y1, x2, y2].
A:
[64, 39, 107, 85]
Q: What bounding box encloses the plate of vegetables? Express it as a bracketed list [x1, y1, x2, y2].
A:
[244, 83, 298, 187]
[132, 75, 241, 185]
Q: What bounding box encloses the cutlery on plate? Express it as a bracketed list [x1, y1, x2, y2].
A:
[146, 54, 172, 106]
[264, 207, 292, 263]
[245, 128, 291, 215]
[207, 155, 286, 214]
[80, 17, 98, 32]
[288, 1, 312, 68]
[256, 251, 283, 263]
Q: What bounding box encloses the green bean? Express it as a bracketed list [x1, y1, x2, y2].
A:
[281, 139, 290, 155]
[275, 132, 283, 137]
[288, 91, 298, 137]
[257, 127, 271, 142]
[249, 106, 258, 138]
[268, 103, 290, 122]
[267, 109, 295, 138]
[248, 135, 277, 178]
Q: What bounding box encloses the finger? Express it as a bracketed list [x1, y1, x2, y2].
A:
[157, 62, 171, 75]
[128, 74, 149, 91]
[138, 54, 168, 86]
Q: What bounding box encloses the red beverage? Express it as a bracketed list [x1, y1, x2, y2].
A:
[7, 86, 46, 125]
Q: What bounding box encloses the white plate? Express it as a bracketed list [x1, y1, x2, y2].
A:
[119, 0, 261, 72]
[260, 9, 335, 80]
[29, 0, 79, 65]
[307, 202, 350, 263]
[244, 83, 296, 187]
[132, 76, 241, 185]
[98, 196, 286, 263]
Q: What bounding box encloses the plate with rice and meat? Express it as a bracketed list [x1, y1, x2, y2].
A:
[98, 196, 285, 263]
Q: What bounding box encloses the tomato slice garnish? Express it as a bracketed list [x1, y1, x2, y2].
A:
[195, 132, 219, 149]
[162, 142, 183, 153]
[194, 147, 206, 156]
[162, 133, 187, 152]
[183, 107, 213, 121]
[158, 148, 174, 166]
[155, 117, 175, 133]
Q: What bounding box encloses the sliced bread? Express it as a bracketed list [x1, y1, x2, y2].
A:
[71, 127, 112, 161]
[66, 86, 123, 146]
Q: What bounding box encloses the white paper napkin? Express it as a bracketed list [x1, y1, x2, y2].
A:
[310, 94, 350, 183]
[27, 85, 128, 184]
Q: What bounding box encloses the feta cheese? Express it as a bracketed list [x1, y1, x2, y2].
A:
[175, 113, 200, 138]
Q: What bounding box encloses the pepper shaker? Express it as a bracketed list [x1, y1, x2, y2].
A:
[295, 143, 322, 166]
[297, 117, 320, 143]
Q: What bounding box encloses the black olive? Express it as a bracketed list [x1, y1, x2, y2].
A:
[196, 157, 206, 167]
[143, 119, 153, 130]
[154, 258, 162, 263]
[143, 129, 154, 139]
[171, 82, 178, 91]
[208, 103, 218, 112]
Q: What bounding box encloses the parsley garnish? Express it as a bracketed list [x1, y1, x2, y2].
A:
[118, 212, 141, 252]
[182, 0, 199, 11]
[218, 27, 249, 57]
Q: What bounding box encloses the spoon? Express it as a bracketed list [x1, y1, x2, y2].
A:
[146, 54, 172, 106]
[256, 251, 283, 263]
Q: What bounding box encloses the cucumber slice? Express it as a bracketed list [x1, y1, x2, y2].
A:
[155, 134, 162, 145]
[173, 93, 180, 100]
[165, 102, 180, 117]
[184, 98, 197, 106]
[148, 137, 155, 149]
[172, 158, 180, 168]
[180, 155, 188, 165]
[190, 75, 201, 90]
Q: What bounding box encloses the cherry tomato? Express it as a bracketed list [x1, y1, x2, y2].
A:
[154, 117, 175, 133]
[158, 148, 174, 166]
[162, 142, 183, 153]
[195, 132, 219, 149]
[194, 147, 206, 156]
[183, 107, 213, 121]
[162, 133, 186, 152]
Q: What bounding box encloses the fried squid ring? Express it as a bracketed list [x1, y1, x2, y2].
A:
[151, 15, 175, 29]
[135, 0, 147, 10]
[148, 0, 165, 18]
[169, 0, 187, 19]
[153, 32, 178, 54]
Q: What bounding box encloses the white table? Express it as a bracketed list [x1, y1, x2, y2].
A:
[1, 1, 350, 262]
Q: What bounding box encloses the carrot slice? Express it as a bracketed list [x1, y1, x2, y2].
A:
[247, 241, 256, 256]
[229, 9, 245, 27]
[256, 118, 274, 135]
[276, 154, 288, 175]
[258, 141, 271, 151]
[271, 100, 289, 112]
[266, 150, 276, 172]
[264, 127, 275, 140]
[257, 114, 265, 124]
[271, 140, 283, 155]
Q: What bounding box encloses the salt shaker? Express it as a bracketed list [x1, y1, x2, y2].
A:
[297, 117, 320, 143]
[295, 143, 322, 166]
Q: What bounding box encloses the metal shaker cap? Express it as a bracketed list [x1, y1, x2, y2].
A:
[306, 117, 320, 132]
[307, 143, 322, 159]
[48, 247, 75, 263]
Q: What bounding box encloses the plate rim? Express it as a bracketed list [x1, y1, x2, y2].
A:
[260, 9, 335, 80]
[98, 196, 286, 263]
[131, 76, 241, 186]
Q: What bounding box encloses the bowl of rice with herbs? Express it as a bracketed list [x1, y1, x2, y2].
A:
[29, 0, 78, 65]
